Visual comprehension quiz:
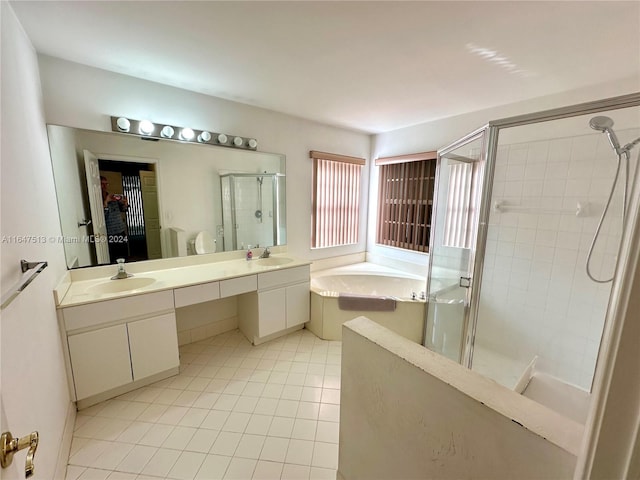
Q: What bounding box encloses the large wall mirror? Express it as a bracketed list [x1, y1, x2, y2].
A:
[47, 125, 286, 269]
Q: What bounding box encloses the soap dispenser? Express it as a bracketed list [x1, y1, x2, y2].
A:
[246, 245, 253, 261]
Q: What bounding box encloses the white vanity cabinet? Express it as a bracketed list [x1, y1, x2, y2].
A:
[238, 265, 310, 344]
[62, 290, 179, 408]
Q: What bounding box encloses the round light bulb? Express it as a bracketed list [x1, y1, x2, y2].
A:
[217, 134, 228, 144]
[116, 117, 131, 132]
[180, 128, 195, 141]
[248, 139, 257, 149]
[198, 131, 212, 143]
[139, 120, 154, 135]
[161, 125, 174, 138]
[233, 136, 243, 147]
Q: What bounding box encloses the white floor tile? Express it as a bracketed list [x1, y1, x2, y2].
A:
[320, 389, 340, 405]
[260, 437, 289, 463]
[163, 425, 197, 450]
[222, 412, 252, 432]
[300, 387, 322, 403]
[267, 417, 295, 438]
[178, 407, 209, 428]
[65, 464, 86, 480]
[276, 399, 299, 418]
[173, 389, 200, 407]
[245, 414, 274, 436]
[233, 395, 259, 413]
[223, 457, 257, 480]
[194, 454, 231, 480]
[193, 392, 220, 409]
[77, 467, 111, 480]
[254, 398, 279, 416]
[210, 431, 242, 456]
[138, 423, 174, 447]
[167, 451, 206, 480]
[296, 402, 320, 420]
[242, 382, 266, 397]
[317, 404, 340, 423]
[235, 434, 266, 459]
[262, 383, 284, 399]
[185, 428, 220, 453]
[285, 439, 314, 466]
[92, 442, 134, 470]
[315, 422, 339, 444]
[69, 439, 112, 467]
[140, 448, 181, 477]
[291, 419, 317, 441]
[116, 444, 157, 474]
[309, 466, 336, 479]
[311, 442, 338, 470]
[252, 460, 284, 479]
[281, 463, 311, 480]
[201, 410, 231, 430]
[214, 394, 240, 411]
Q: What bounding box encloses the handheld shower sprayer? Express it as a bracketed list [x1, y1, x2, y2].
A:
[586, 115, 640, 283]
[589, 116, 622, 153]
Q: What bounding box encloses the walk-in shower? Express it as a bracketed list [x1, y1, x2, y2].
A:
[424, 93, 640, 419]
[220, 173, 286, 251]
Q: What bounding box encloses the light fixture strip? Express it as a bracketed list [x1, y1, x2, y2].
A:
[110, 116, 258, 151]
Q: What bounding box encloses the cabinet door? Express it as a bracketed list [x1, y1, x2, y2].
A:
[67, 324, 132, 400]
[128, 312, 180, 381]
[286, 282, 310, 328]
[258, 289, 286, 337]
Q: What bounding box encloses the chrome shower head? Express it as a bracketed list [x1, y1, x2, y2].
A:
[589, 116, 621, 153]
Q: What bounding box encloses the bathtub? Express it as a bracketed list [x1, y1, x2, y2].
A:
[308, 263, 429, 342]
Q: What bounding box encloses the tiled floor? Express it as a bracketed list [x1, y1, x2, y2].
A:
[66, 328, 341, 480]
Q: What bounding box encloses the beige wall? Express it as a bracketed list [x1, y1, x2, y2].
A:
[1, 4, 74, 479]
[339, 317, 580, 479]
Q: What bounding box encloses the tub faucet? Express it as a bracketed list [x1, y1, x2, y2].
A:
[111, 258, 132, 280]
[259, 246, 271, 259]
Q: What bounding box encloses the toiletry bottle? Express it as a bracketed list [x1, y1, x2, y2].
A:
[246, 245, 253, 261]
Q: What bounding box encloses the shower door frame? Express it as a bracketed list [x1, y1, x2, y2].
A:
[424, 125, 489, 364]
[428, 92, 640, 369]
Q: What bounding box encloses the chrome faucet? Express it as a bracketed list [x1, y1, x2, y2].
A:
[259, 246, 271, 258]
[111, 258, 132, 280]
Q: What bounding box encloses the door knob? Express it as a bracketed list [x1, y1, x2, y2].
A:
[1, 431, 38, 478]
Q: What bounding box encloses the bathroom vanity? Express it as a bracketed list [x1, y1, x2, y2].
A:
[55, 255, 310, 409]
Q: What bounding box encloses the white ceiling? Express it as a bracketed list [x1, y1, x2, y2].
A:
[10, 1, 640, 134]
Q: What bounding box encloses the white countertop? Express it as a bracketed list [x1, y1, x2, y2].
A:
[57, 255, 311, 308]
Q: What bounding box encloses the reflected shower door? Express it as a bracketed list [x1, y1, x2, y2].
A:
[424, 132, 485, 363]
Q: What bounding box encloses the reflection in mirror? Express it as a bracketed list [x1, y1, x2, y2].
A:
[47, 125, 286, 269]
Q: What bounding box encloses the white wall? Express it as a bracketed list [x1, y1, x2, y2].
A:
[37, 55, 372, 261]
[339, 317, 580, 479]
[0, 4, 73, 479]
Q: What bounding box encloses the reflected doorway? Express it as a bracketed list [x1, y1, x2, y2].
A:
[95, 159, 161, 263]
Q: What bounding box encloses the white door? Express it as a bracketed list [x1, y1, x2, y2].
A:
[83, 150, 110, 264]
[128, 313, 179, 380]
[258, 288, 286, 337]
[286, 282, 311, 328]
[67, 324, 133, 400]
[139, 170, 162, 259]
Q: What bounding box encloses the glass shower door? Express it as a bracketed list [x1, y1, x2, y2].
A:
[424, 131, 486, 363]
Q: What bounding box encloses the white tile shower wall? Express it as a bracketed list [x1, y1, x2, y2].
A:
[475, 129, 639, 390]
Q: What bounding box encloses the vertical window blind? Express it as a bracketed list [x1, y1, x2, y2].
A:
[310, 150, 364, 248]
[442, 161, 479, 249]
[376, 152, 436, 252]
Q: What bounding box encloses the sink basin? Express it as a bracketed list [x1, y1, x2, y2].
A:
[88, 277, 156, 294]
[255, 257, 294, 267]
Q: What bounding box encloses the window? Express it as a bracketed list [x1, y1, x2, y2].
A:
[311, 150, 365, 248]
[376, 151, 437, 252]
[442, 160, 479, 249]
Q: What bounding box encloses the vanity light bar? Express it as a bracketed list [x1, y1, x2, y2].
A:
[110, 116, 258, 151]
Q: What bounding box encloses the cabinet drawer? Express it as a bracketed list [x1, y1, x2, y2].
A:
[220, 275, 257, 297]
[64, 290, 174, 331]
[258, 265, 310, 290]
[174, 282, 220, 308]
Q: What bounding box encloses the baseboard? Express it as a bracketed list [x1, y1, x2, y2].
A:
[53, 401, 76, 480]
